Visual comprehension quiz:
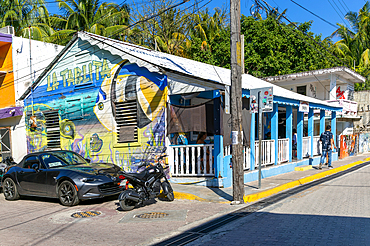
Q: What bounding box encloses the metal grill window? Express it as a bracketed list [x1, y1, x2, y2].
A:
[115, 100, 138, 143]
[0, 128, 11, 160]
[44, 110, 61, 149]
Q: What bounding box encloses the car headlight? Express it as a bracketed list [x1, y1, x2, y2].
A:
[79, 177, 99, 182]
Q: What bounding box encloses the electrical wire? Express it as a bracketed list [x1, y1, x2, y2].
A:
[288, 0, 337, 29]
[0, 0, 194, 93]
[255, 0, 349, 68]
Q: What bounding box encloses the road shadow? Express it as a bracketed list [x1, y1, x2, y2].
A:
[206, 187, 233, 201]
[16, 194, 119, 206]
[115, 198, 158, 212]
[154, 212, 370, 245]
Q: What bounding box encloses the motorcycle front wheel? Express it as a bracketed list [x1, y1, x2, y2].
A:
[162, 181, 174, 201]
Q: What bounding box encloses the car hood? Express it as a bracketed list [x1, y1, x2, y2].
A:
[59, 163, 121, 176]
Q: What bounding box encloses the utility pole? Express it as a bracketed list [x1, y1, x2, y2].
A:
[230, 0, 244, 203]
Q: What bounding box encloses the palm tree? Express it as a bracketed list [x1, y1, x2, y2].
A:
[127, 0, 193, 57]
[331, 1, 370, 90]
[0, 0, 54, 41]
[48, 0, 130, 45]
[191, 8, 228, 51]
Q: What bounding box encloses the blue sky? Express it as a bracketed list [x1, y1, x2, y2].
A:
[207, 0, 366, 40]
[47, 0, 367, 41]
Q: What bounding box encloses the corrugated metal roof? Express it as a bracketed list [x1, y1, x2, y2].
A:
[81, 32, 341, 111]
[20, 31, 342, 111]
[264, 66, 366, 83]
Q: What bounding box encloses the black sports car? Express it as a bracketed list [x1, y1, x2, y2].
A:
[1, 150, 124, 206]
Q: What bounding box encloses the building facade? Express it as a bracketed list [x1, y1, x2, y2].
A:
[0, 29, 64, 161]
[20, 32, 342, 187]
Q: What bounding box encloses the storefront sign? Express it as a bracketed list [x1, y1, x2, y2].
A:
[299, 101, 309, 113]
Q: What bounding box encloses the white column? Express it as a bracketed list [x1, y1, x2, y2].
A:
[330, 74, 337, 100]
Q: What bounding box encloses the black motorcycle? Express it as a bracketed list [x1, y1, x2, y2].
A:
[118, 155, 174, 211]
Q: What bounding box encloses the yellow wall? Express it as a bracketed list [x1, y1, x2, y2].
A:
[0, 43, 15, 108]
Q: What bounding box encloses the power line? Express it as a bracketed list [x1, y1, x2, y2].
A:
[0, 0, 194, 91]
[12, 0, 192, 97]
[289, 0, 337, 29]
[255, 0, 349, 67]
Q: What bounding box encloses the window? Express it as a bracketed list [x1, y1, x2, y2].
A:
[0, 127, 11, 160]
[115, 100, 138, 143]
[23, 156, 40, 169]
[297, 86, 307, 96]
[44, 110, 61, 149]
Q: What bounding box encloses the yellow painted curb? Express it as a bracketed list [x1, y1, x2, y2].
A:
[173, 191, 230, 204]
[295, 165, 312, 171]
[243, 159, 366, 204]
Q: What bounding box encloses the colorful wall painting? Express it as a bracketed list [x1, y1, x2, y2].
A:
[24, 39, 168, 172]
[339, 134, 357, 159]
[358, 133, 370, 154]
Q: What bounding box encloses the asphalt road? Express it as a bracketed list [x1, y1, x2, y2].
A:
[0, 192, 238, 246]
[187, 163, 370, 246]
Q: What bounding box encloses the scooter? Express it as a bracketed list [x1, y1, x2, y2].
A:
[118, 154, 174, 211]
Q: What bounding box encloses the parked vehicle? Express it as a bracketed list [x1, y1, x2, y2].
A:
[118, 154, 174, 211]
[1, 150, 124, 206]
[0, 157, 17, 188]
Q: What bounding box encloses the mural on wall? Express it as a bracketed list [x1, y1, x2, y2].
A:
[24, 41, 168, 171]
[359, 133, 370, 153]
[309, 84, 316, 98]
[339, 134, 357, 159]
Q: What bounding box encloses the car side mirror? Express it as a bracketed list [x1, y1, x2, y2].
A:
[85, 158, 91, 163]
[32, 163, 39, 171]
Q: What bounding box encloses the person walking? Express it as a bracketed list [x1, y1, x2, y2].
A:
[319, 125, 337, 170]
[292, 129, 297, 158]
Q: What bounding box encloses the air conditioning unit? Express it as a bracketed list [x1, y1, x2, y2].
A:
[0, 26, 15, 35]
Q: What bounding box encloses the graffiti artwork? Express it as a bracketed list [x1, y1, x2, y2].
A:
[24, 43, 168, 172]
[359, 133, 370, 154]
[339, 134, 357, 159]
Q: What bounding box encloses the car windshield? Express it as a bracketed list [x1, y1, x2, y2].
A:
[41, 151, 88, 168]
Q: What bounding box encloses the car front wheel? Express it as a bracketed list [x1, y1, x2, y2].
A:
[3, 178, 20, 200]
[58, 180, 79, 206]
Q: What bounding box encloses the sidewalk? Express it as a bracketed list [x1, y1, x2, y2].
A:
[171, 153, 370, 204]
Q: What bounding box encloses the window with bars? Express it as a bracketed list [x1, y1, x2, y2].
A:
[115, 100, 138, 143]
[0, 127, 11, 160]
[44, 110, 61, 149]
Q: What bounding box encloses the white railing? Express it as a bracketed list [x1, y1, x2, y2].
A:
[224, 145, 231, 156]
[223, 145, 251, 170]
[302, 136, 311, 158]
[278, 138, 289, 163]
[313, 136, 321, 156]
[255, 140, 275, 167]
[244, 146, 251, 170]
[169, 144, 214, 177]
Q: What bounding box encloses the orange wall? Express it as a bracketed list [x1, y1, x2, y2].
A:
[0, 43, 15, 108]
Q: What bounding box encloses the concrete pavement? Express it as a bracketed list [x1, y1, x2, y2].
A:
[186, 154, 370, 246]
[171, 153, 370, 204]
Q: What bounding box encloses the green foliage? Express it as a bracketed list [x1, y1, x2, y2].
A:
[48, 0, 130, 45]
[189, 15, 334, 78]
[331, 1, 370, 90]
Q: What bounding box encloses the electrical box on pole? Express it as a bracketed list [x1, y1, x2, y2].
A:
[250, 87, 273, 189]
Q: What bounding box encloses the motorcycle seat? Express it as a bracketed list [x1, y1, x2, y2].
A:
[125, 171, 146, 180]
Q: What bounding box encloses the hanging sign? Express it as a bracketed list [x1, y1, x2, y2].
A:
[299, 101, 309, 113]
